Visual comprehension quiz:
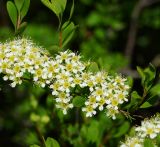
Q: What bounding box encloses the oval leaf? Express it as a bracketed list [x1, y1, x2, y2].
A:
[7, 1, 18, 28]
[62, 22, 76, 48]
[21, 0, 30, 19]
[14, 0, 24, 12]
[45, 137, 60, 147]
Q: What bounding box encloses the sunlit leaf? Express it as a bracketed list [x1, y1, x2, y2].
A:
[140, 102, 152, 108]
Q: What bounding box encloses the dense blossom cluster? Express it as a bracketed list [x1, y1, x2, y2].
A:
[120, 114, 160, 147]
[0, 38, 129, 119]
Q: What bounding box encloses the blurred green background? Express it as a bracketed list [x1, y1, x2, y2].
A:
[0, 0, 160, 146]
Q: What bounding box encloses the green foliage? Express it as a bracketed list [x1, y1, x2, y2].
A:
[69, 0, 74, 20]
[21, 0, 30, 20]
[6, 0, 30, 34]
[72, 96, 86, 107]
[31, 137, 60, 147]
[41, 0, 67, 19]
[14, 0, 24, 12]
[88, 62, 99, 73]
[2, 0, 160, 147]
[62, 21, 76, 48]
[7, 1, 18, 28]
[143, 138, 155, 147]
[45, 137, 60, 147]
[113, 121, 130, 138]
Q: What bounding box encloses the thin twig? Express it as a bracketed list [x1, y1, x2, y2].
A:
[125, 0, 160, 66]
[35, 125, 46, 147]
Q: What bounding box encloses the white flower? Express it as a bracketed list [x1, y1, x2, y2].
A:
[120, 136, 143, 147]
[0, 39, 130, 117]
[82, 105, 97, 117]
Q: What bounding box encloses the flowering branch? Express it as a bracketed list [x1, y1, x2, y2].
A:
[0, 38, 130, 119]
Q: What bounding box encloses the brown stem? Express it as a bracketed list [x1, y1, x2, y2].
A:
[16, 14, 21, 33]
[35, 125, 46, 147]
[125, 0, 144, 64]
[59, 31, 62, 49]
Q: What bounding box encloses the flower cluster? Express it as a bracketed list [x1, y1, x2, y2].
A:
[0, 38, 129, 119]
[120, 113, 160, 147]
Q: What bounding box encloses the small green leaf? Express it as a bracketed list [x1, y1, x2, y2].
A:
[7, 1, 18, 28]
[144, 138, 155, 147]
[41, 0, 67, 18]
[45, 137, 60, 147]
[131, 91, 141, 99]
[150, 84, 160, 97]
[54, 0, 67, 13]
[137, 66, 145, 82]
[62, 21, 76, 48]
[21, 0, 30, 20]
[88, 62, 99, 73]
[87, 120, 99, 143]
[69, 0, 74, 20]
[72, 96, 85, 107]
[41, 0, 58, 17]
[125, 91, 141, 110]
[114, 121, 130, 138]
[14, 0, 24, 12]
[140, 102, 152, 108]
[30, 145, 40, 147]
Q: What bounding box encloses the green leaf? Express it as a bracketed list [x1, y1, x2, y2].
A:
[144, 138, 155, 147]
[87, 120, 99, 143]
[72, 96, 85, 107]
[6, 1, 18, 28]
[41, 0, 67, 18]
[156, 134, 160, 146]
[150, 84, 160, 98]
[143, 64, 156, 90]
[114, 121, 130, 138]
[30, 145, 40, 147]
[125, 91, 141, 110]
[88, 62, 99, 73]
[21, 0, 30, 19]
[54, 0, 67, 13]
[62, 21, 76, 48]
[14, 0, 24, 12]
[69, 0, 74, 20]
[140, 102, 152, 108]
[45, 137, 60, 147]
[137, 66, 145, 83]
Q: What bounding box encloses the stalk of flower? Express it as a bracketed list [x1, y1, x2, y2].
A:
[0, 38, 129, 119]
